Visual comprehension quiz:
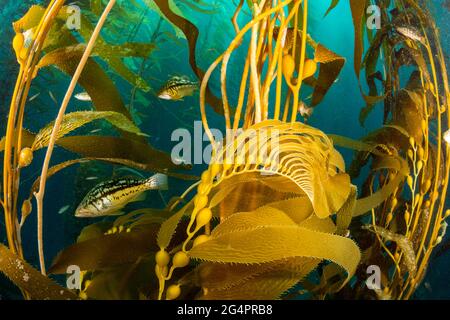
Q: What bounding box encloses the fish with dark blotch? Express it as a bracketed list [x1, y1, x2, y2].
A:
[157, 76, 198, 101]
[396, 26, 425, 45]
[75, 173, 168, 217]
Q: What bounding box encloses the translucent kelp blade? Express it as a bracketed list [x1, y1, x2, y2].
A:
[349, 0, 367, 78]
[392, 90, 426, 145]
[49, 225, 160, 274]
[32, 111, 147, 151]
[54, 10, 153, 91]
[211, 180, 295, 220]
[142, 0, 186, 39]
[324, 0, 340, 17]
[354, 156, 408, 216]
[38, 42, 155, 92]
[336, 185, 357, 235]
[0, 244, 77, 299]
[197, 257, 320, 300]
[189, 207, 361, 286]
[55, 135, 190, 173]
[311, 44, 345, 107]
[196, 257, 319, 293]
[85, 257, 157, 300]
[157, 200, 193, 249]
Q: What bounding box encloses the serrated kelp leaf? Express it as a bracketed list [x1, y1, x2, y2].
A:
[49, 225, 160, 274]
[210, 120, 351, 219]
[157, 201, 193, 249]
[189, 208, 361, 286]
[32, 111, 147, 151]
[336, 185, 357, 235]
[198, 257, 320, 300]
[212, 206, 297, 238]
[262, 196, 313, 225]
[312, 173, 351, 219]
[56, 135, 190, 173]
[0, 244, 77, 299]
[311, 44, 345, 107]
[354, 157, 408, 216]
[349, 0, 367, 77]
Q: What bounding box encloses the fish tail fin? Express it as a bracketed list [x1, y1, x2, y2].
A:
[145, 173, 168, 190]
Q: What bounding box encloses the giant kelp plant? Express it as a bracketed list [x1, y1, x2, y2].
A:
[0, 0, 449, 300]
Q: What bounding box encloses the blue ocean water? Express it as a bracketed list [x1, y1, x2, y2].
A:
[0, 0, 449, 299]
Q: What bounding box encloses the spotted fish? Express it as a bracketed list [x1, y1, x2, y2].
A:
[157, 76, 198, 100]
[396, 26, 425, 45]
[75, 173, 168, 217]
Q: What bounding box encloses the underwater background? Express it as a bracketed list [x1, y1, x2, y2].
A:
[0, 0, 449, 299]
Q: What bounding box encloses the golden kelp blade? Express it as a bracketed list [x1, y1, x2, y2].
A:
[189, 206, 360, 287]
[32, 111, 147, 151]
[0, 244, 77, 300]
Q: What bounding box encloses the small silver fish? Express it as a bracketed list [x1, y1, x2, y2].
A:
[157, 76, 198, 101]
[85, 176, 99, 180]
[75, 173, 168, 217]
[48, 91, 58, 105]
[396, 26, 425, 45]
[298, 101, 314, 119]
[75, 92, 92, 101]
[28, 92, 40, 102]
[444, 129, 450, 145]
[23, 29, 34, 49]
[58, 205, 70, 215]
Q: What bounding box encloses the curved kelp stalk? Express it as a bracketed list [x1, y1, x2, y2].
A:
[3, 0, 67, 261]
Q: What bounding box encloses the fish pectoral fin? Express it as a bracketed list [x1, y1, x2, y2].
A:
[129, 192, 146, 203]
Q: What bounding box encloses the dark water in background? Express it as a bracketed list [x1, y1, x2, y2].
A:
[0, 0, 448, 299]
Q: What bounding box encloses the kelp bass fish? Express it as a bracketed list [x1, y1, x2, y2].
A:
[157, 76, 198, 100]
[75, 174, 168, 218]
